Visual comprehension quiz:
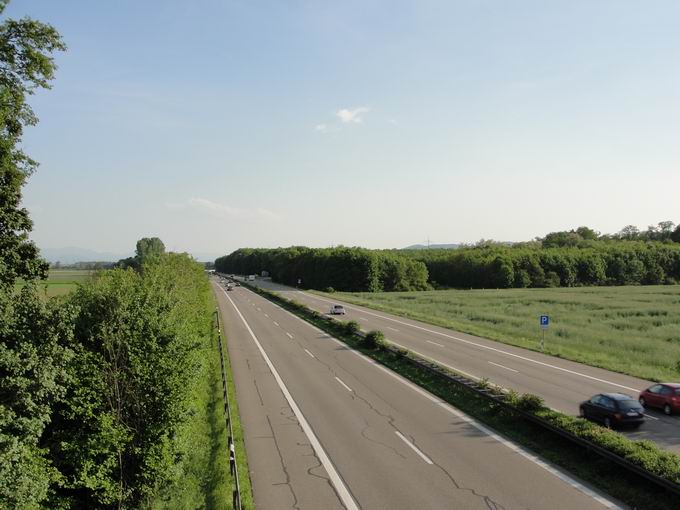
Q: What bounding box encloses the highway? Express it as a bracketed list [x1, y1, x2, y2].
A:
[239, 277, 680, 453]
[213, 278, 620, 509]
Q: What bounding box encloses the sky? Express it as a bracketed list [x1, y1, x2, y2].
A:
[9, 0, 680, 259]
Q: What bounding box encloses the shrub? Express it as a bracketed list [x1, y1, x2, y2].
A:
[515, 393, 545, 412]
[344, 320, 360, 336]
[325, 286, 335, 293]
[364, 330, 386, 350]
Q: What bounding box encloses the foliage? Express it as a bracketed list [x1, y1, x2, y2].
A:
[41, 253, 212, 508]
[363, 330, 385, 350]
[405, 241, 680, 289]
[0, 2, 67, 507]
[344, 320, 360, 336]
[215, 246, 430, 292]
[0, 2, 65, 287]
[0, 286, 74, 508]
[116, 237, 166, 271]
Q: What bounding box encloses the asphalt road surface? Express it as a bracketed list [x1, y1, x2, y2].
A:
[213, 279, 621, 510]
[238, 277, 680, 454]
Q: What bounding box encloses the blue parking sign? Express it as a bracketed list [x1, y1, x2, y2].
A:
[540, 315, 550, 329]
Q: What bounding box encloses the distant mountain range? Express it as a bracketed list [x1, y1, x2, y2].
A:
[39, 247, 130, 264]
[402, 243, 460, 250]
[39, 247, 222, 264]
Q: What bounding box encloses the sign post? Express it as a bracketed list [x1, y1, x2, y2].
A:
[539, 315, 550, 352]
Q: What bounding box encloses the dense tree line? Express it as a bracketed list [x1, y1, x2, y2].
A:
[218, 230, 680, 292]
[407, 240, 680, 289]
[215, 246, 430, 292]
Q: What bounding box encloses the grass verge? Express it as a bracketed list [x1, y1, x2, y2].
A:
[252, 286, 680, 510]
[148, 293, 253, 509]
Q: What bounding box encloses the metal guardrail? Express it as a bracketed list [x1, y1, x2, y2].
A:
[241, 281, 680, 498]
[213, 308, 243, 510]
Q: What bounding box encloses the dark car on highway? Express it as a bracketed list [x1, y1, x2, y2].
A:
[639, 383, 680, 416]
[579, 393, 645, 429]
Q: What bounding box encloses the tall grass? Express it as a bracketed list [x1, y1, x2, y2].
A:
[324, 285, 680, 381]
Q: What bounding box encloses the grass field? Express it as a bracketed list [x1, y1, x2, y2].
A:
[320, 285, 680, 382]
[25, 269, 93, 297]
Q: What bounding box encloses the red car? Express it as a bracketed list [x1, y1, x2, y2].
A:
[638, 383, 680, 415]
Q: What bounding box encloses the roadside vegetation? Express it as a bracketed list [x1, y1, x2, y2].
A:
[248, 283, 680, 510]
[0, 5, 241, 505]
[320, 285, 680, 381]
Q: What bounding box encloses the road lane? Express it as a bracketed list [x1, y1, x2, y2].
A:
[214, 280, 620, 509]
[240, 277, 680, 452]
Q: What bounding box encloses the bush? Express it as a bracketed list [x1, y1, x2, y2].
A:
[364, 330, 386, 350]
[344, 320, 360, 336]
[515, 393, 545, 412]
[325, 287, 335, 293]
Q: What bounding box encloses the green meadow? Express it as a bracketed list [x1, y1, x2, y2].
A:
[323, 285, 680, 381]
[40, 269, 93, 297]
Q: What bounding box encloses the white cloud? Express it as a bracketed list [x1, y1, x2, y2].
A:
[167, 198, 280, 222]
[336, 106, 370, 124]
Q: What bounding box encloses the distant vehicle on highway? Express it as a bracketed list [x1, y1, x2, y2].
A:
[235, 282, 241, 287]
[248, 275, 256, 281]
[226, 283, 234, 291]
[639, 383, 680, 415]
[579, 393, 644, 429]
[329, 305, 346, 315]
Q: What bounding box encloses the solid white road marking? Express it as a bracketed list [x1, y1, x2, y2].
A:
[488, 361, 519, 373]
[236, 286, 620, 509]
[394, 431, 433, 465]
[335, 376, 353, 392]
[220, 289, 359, 510]
[304, 349, 315, 359]
[427, 340, 444, 347]
[286, 332, 294, 339]
[644, 413, 659, 421]
[303, 292, 641, 393]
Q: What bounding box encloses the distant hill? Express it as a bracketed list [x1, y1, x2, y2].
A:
[402, 243, 460, 250]
[39, 247, 130, 264]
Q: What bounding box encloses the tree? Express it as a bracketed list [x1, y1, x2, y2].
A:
[0, 1, 65, 287]
[672, 225, 680, 244]
[0, 2, 67, 507]
[618, 225, 640, 240]
[575, 226, 599, 241]
[135, 237, 165, 263]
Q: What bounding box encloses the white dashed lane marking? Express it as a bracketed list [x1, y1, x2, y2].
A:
[395, 431, 433, 465]
[488, 361, 519, 373]
[335, 376, 353, 392]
